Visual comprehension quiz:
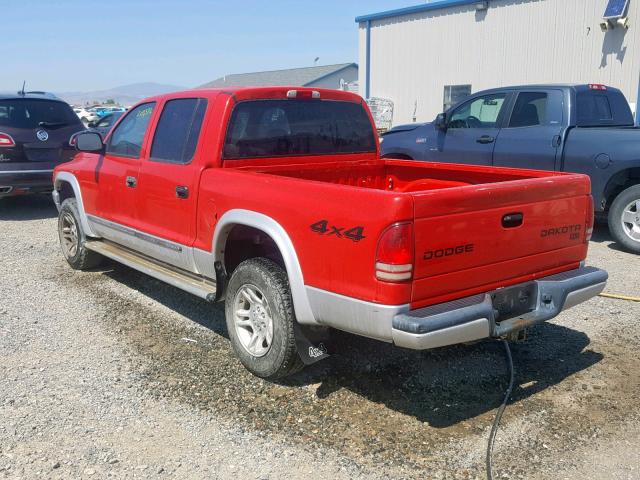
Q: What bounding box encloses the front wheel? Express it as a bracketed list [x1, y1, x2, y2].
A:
[224, 258, 303, 379]
[58, 198, 103, 270]
[608, 184, 640, 254]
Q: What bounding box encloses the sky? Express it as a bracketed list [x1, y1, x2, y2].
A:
[3, 0, 416, 93]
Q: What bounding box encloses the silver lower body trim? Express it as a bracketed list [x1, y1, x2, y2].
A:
[392, 318, 490, 350]
[0, 169, 54, 175]
[307, 266, 607, 351]
[86, 214, 198, 273]
[305, 286, 408, 341]
[563, 282, 606, 310]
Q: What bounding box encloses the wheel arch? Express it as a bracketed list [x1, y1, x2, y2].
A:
[212, 209, 317, 325]
[53, 172, 97, 237]
[603, 167, 640, 211]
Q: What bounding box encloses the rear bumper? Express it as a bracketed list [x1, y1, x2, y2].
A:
[0, 169, 54, 197]
[391, 266, 607, 350]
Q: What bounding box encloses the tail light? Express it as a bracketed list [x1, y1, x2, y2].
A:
[286, 89, 321, 99]
[588, 84, 607, 90]
[375, 222, 414, 282]
[585, 197, 594, 242]
[0, 133, 15, 147]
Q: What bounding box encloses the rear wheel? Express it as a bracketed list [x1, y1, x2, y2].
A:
[58, 198, 103, 270]
[608, 184, 640, 254]
[225, 258, 303, 379]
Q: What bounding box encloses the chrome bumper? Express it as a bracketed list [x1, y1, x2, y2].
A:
[391, 266, 607, 350]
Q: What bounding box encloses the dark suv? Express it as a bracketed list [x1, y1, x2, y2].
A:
[0, 92, 83, 198]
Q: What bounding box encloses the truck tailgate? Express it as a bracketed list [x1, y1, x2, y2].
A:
[410, 174, 592, 307]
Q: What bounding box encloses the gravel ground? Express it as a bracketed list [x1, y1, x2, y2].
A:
[1, 195, 639, 480]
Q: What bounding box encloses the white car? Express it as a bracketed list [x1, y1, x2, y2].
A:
[73, 108, 99, 125]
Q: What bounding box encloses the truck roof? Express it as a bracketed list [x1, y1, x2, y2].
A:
[138, 86, 364, 105]
[475, 84, 625, 95]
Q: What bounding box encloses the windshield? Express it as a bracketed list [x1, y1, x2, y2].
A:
[0, 99, 81, 129]
[223, 100, 376, 160]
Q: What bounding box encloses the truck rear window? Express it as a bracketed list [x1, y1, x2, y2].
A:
[0, 99, 80, 129]
[223, 100, 376, 159]
[576, 91, 634, 127]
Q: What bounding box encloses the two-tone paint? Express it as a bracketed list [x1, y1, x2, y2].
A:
[54, 86, 606, 348]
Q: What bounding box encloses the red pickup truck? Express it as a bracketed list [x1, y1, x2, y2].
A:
[53, 87, 607, 379]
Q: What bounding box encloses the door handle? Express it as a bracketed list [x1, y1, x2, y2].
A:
[175, 185, 189, 199]
[476, 135, 495, 144]
[125, 176, 137, 188]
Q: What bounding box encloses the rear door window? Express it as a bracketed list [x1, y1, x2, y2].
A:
[223, 100, 376, 159]
[507, 91, 564, 128]
[509, 92, 548, 127]
[0, 99, 81, 129]
[150, 98, 207, 164]
[106, 102, 156, 158]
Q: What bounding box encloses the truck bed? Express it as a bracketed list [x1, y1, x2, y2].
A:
[227, 158, 592, 309]
[246, 158, 561, 193]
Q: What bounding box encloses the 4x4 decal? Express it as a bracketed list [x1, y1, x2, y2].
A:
[310, 220, 366, 242]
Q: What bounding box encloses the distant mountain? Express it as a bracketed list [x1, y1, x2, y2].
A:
[57, 82, 187, 106]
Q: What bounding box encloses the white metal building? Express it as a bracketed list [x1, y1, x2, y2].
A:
[357, 0, 640, 125]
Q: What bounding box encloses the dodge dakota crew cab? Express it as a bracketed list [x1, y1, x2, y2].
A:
[381, 84, 640, 254]
[53, 87, 607, 379]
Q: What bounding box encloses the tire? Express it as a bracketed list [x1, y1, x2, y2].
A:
[225, 258, 303, 379]
[608, 184, 640, 254]
[58, 198, 103, 270]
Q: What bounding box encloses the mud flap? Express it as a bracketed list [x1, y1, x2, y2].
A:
[293, 322, 331, 365]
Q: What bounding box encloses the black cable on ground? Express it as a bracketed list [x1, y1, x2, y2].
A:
[486, 339, 515, 480]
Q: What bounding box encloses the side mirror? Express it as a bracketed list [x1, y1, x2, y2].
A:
[75, 132, 104, 152]
[435, 113, 447, 130]
[87, 121, 96, 128]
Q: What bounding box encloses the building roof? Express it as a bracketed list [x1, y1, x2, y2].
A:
[355, 0, 483, 23]
[199, 63, 357, 88]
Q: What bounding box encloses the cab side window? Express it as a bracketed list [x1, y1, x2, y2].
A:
[106, 102, 156, 158]
[150, 98, 207, 164]
[449, 94, 507, 129]
[509, 92, 548, 128]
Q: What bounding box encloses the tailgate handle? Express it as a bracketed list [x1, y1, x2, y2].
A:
[502, 212, 523, 228]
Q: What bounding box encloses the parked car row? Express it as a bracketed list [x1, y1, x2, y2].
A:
[73, 105, 127, 126]
[380, 84, 640, 254]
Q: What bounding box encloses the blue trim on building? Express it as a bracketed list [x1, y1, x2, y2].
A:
[365, 20, 371, 99]
[355, 0, 483, 23]
[636, 71, 640, 126]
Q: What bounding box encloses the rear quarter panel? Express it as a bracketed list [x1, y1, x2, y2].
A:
[195, 168, 414, 305]
[562, 127, 640, 211]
